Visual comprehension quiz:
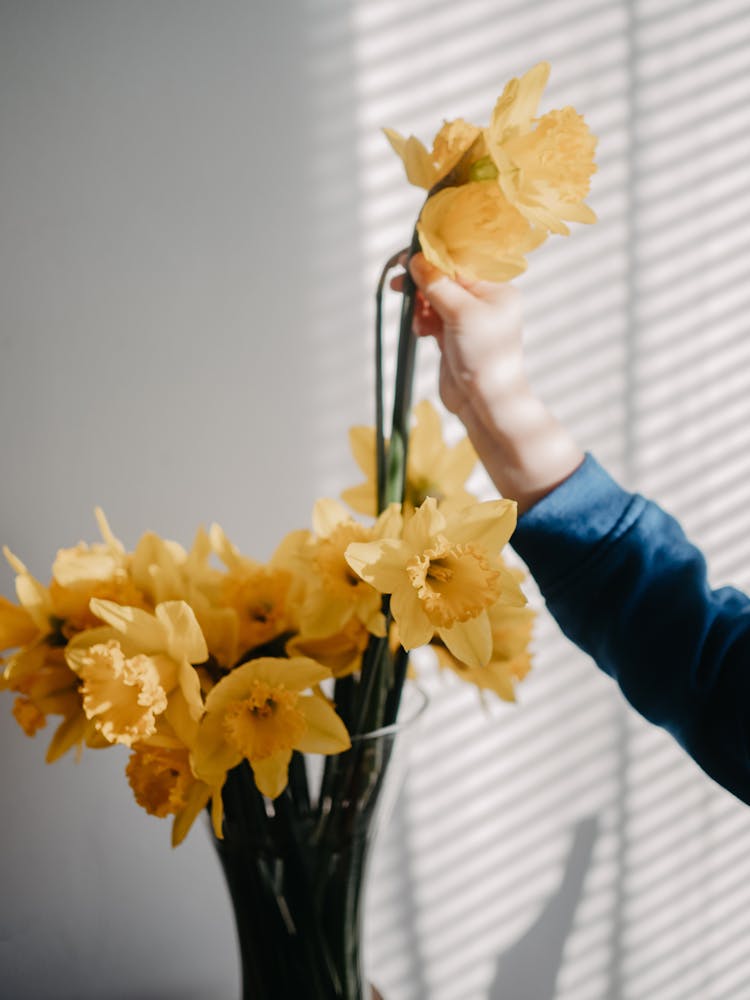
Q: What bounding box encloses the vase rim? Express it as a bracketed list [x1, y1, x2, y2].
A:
[350, 683, 429, 744]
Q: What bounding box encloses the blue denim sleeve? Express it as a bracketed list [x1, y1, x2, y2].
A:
[511, 453, 750, 806]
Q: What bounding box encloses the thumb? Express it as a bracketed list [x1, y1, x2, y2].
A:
[409, 253, 475, 323]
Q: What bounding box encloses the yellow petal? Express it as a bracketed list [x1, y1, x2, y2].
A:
[496, 566, 528, 608]
[172, 781, 212, 847]
[340, 482, 377, 517]
[3, 546, 28, 575]
[401, 134, 436, 189]
[440, 436, 477, 489]
[418, 182, 544, 284]
[382, 125, 408, 161]
[14, 573, 53, 632]
[348, 425, 376, 476]
[94, 507, 126, 553]
[192, 711, 241, 783]
[300, 587, 352, 637]
[312, 498, 351, 539]
[251, 749, 293, 799]
[390, 582, 434, 650]
[373, 503, 403, 540]
[438, 612, 492, 669]
[209, 523, 260, 574]
[403, 497, 445, 553]
[90, 599, 166, 653]
[156, 601, 209, 664]
[489, 62, 550, 141]
[270, 528, 312, 573]
[204, 657, 332, 715]
[166, 682, 203, 742]
[345, 539, 410, 593]
[131, 532, 185, 603]
[446, 499, 517, 552]
[65, 625, 120, 664]
[251, 656, 333, 694]
[296, 694, 351, 754]
[211, 788, 225, 839]
[52, 546, 122, 588]
[0, 596, 38, 651]
[45, 711, 88, 763]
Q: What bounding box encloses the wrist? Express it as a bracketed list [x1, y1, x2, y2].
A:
[457, 393, 584, 515]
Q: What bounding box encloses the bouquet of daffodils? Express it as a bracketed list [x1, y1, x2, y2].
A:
[0, 397, 533, 845]
[0, 63, 596, 999]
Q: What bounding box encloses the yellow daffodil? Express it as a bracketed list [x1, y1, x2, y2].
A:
[0, 594, 38, 651]
[384, 118, 481, 191]
[191, 656, 351, 802]
[342, 399, 478, 517]
[69, 639, 168, 747]
[221, 565, 294, 654]
[65, 599, 206, 747]
[417, 181, 547, 283]
[131, 526, 239, 668]
[345, 496, 525, 669]
[292, 500, 400, 640]
[207, 524, 308, 666]
[52, 508, 127, 587]
[127, 743, 195, 817]
[1, 639, 100, 761]
[126, 742, 216, 846]
[132, 525, 222, 606]
[286, 615, 371, 679]
[433, 600, 534, 701]
[486, 62, 597, 236]
[1, 552, 93, 760]
[3, 514, 148, 643]
[47, 510, 150, 636]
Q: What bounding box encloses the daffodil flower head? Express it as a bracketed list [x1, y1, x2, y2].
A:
[294, 499, 394, 639]
[126, 744, 195, 818]
[342, 400, 477, 518]
[192, 656, 351, 801]
[71, 639, 168, 747]
[126, 742, 215, 846]
[65, 598, 207, 750]
[486, 62, 597, 236]
[384, 118, 482, 191]
[384, 61, 597, 282]
[433, 600, 535, 701]
[220, 565, 294, 656]
[345, 496, 524, 669]
[417, 180, 548, 283]
[287, 615, 372, 679]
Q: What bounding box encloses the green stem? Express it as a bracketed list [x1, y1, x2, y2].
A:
[383, 644, 410, 728]
[384, 228, 421, 508]
[287, 750, 311, 817]
[375, 248, 407, 514]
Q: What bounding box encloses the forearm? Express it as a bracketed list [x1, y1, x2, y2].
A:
[454, 389, 584, 514]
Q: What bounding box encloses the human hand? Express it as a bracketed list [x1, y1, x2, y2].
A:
[403, 252, 528, 433]
[392, 252, 583, 512]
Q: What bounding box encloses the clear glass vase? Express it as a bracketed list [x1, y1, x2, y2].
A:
[212, 684, 427, 1000]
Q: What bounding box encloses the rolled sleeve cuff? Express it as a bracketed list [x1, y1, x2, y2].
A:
[510, 453, 647, 596]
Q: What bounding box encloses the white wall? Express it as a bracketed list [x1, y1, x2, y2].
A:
[2, 2, 750, 998]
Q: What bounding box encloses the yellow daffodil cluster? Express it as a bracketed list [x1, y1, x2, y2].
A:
[1, 402, 532, 845]
[385, 62, 597, 282]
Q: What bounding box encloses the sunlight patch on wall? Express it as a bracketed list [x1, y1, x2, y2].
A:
[306, 1, 750, 997]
